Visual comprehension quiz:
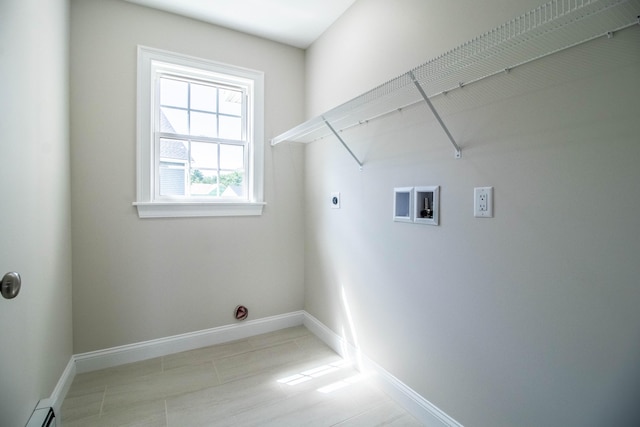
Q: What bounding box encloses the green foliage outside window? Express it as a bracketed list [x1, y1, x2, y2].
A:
[191, 169, 244, 195]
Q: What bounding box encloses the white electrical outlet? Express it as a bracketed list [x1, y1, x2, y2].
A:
[331, 192, 340, 209]
[474, 187, 493, 218]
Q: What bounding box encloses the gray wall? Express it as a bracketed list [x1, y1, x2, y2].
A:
[9, 1, 637, 425]
[0, 0, 73, 425]
[70, 0, 306, 353]
[303, 1, 640, 426]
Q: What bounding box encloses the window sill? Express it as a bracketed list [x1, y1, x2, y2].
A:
[133, 201, 266, 218]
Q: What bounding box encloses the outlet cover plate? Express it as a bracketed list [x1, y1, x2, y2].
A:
[474, 187, 493, 218]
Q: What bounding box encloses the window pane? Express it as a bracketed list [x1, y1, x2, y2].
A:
[219, 116, 242, 140]
[161, 107, 188, 134]
[220, 144, 244, 170]
[160, 78, 187, 108]
[159, 138, 188, 161]
[219, 89, 242, 115]
[190, 169, 218, 196]
[191, 83, 216, 112]
[190, 141, 217, 169]
[219, 170, 245, 198]
[190, 111, 217, 137]
[159, 161, 186, 196]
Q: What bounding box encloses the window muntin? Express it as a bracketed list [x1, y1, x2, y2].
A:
[155, 74, 248, 201]
[135, 46, 264, 218]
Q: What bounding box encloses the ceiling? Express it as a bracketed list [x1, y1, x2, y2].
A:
[125, 0, 357, 49]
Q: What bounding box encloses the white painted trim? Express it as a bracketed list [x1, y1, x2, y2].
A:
[50, 357, 76, 415]
[74, 311, 304, 373]
[303, 310, 352, 359]
[303, 312, 464, 427]
[135, 45, 265, 218]
[51, 310, 460, 427]
[38, 357, 76, 418]
[133, 201, 266, 218]
[367, 355, 464, 427]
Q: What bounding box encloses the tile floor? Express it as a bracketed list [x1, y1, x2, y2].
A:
[61, 326, 422, 426]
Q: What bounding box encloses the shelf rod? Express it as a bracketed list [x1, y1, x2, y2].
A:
[431, 21, 640, 98]
[409, 71, 462, 159]
[303, 23, 638, 145]
[271, 17, 638, 149]
[330, 22, 639, 141]
[323, 117, 364, 170]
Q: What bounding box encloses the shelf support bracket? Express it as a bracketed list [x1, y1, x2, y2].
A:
[409, 71, 462, 159]
[323, 117, 364, 170]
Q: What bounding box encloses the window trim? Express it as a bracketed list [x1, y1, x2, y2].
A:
[134, 46, 265, 218]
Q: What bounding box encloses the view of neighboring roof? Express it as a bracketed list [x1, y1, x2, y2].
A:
[159, 111, 189, 160]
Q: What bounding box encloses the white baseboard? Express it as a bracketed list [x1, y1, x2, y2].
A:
[303, 312, 463, 427]
[39, 357, 76, 418]
[52, 310, 460, 427]
[74, 310, 305, 373]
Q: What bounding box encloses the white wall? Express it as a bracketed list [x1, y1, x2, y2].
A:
[0, 0, 73, 425]
[306, 0, 547, 117]
[70, 0, 306, 353]
[303, 1, 640, 426]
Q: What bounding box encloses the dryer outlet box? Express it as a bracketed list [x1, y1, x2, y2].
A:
[331, 192, 341, 209]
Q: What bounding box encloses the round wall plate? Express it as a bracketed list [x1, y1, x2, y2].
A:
[234, 305, 248, 320]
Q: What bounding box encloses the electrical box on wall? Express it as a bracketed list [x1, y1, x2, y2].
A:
[414, 186, 439, 225]
[393, 187, 413, 222]
[331, 192, 340, 209]
[394, 186, 440, 225]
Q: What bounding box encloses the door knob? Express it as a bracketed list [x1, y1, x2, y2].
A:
[1, 272, 21, 299]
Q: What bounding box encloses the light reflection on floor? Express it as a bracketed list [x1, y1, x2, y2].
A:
[277, 358, 373, 396]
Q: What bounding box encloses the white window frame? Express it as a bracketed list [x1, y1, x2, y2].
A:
[134, 46, 265, 218]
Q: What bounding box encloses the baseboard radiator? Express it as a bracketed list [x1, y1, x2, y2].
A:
[26, 401, 56, 427]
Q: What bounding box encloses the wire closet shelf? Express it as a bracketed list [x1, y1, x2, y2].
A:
[270, 0, 640, 163]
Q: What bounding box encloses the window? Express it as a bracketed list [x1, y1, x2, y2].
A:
[135, 46, 265, 218]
